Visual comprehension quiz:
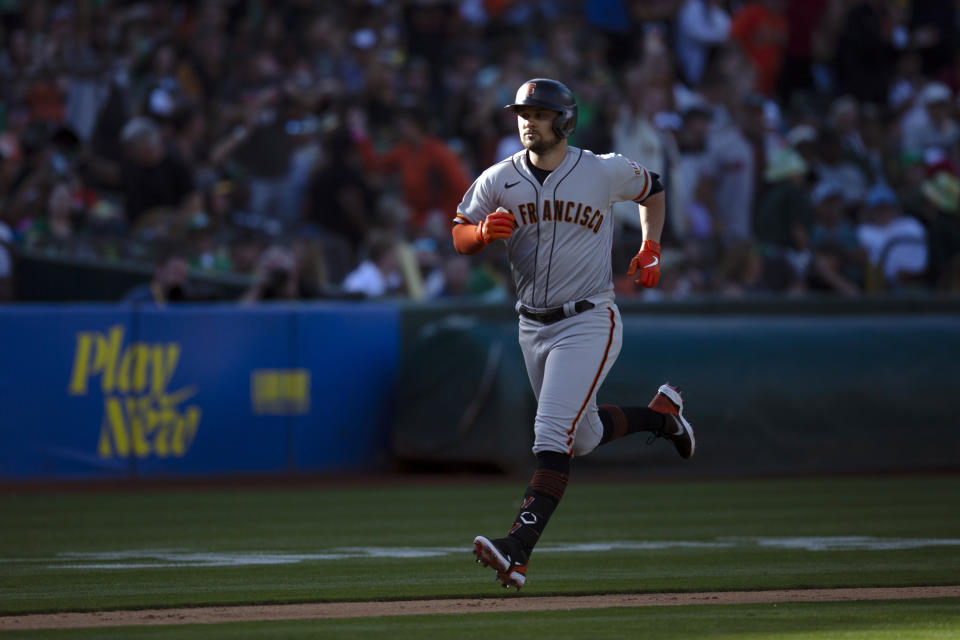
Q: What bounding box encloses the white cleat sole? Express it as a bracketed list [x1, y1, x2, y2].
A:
[473, 536, 526, 590]
[659, 384, 696, 458]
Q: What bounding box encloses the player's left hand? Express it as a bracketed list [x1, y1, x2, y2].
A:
[627, 239, 661, 287]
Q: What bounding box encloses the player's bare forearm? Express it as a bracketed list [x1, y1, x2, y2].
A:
[628, 192, 665, 287]
[639, 191, 665, 244]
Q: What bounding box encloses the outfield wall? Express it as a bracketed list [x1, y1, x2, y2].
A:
[1, 300, 958, 480]
[394, 300, 960, 475]
[0, 303, 399, 480]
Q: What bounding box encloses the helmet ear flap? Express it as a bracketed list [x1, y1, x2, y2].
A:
[553, 106, 577, 139]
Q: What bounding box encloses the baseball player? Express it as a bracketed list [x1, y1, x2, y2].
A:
[452, 78, 696, 591]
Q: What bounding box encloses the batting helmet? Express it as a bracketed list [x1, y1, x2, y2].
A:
[505, 78, 578, 139]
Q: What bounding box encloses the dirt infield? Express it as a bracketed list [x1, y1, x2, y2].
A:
[2, 586, 958, 631]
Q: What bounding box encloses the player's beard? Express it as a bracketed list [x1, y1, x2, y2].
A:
[524, 134, 562, 155]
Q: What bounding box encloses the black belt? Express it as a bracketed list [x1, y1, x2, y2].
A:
[519, 300, 595, 324]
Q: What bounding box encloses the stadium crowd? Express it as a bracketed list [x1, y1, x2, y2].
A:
[1, 0, 960, 304]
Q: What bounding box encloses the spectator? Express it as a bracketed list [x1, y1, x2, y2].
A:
[918, 170, 960, 288]
[430, 254, 471, 298]
[739, 92, 772, 206]
[907, 0, 958, 78]
[584, 0, 644, 72]
[214, 51, 316, 233]
[699, 89, 757, 244]
[754, 148, 812, 277]
[888, 50, 926, 117]
[443, 45, 505, 170]
[3, 0, 960, 303]
[611, 79, 679, 241]
[85, 76, 133, 192]
[853, 102, 899, 186]
[19, 178, 82, 251]
[827, 97, 864, 161]
[131, 38, 188, 125]
[673, 105, 715, 241]
[301, 126, 376, 259]
[856, 183, 928, 291]
[119, 116, 195, 227]
[492, 104, 526, 163]
[464, 245, 512, 302]
[806, 181, 865, 295]
[240, 244, 301, 303]
[674, 0, 732, 88]
[778, 0, 830, 103]
[122, 249, 190, 306]
[172, 107, 214, 188]
[292, 235, 333, 299]
[715, 241, 768, 296]
[730, 0, 789, 97]
[812, 129, 869, 208]
[342, 230, 402, 298]
[833, 0, 897, 105]
[901, 82, 960, 161]
[785, 123, 819, 172]
[352, 107, 471, 233]
[228, 230, 267, 278]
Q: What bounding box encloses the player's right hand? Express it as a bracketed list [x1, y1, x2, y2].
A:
[476, 210, 516, 245]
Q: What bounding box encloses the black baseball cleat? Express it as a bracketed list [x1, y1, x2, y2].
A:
[647, 383, 696, 459]
[473, 535, 529, 590]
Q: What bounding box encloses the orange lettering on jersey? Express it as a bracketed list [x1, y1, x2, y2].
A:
[589, 209, 602, 231]
[523, 200, 606, 230]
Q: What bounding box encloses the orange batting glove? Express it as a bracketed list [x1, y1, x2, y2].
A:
[475, 210, 516, 245]
[627, 239, 661, 287]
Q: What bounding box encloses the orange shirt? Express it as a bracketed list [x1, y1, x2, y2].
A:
[731, 4, 789, 96]
[25, 80, 65, 123]
[357, 136, 472, 229]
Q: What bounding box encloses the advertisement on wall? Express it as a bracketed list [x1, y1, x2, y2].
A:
[0, 304, 399, 481]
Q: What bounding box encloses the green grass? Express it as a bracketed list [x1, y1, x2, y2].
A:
[5, 600, 960, 639]
[0, 476, 958, 615]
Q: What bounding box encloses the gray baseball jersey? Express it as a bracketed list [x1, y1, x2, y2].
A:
[454, 146, 656, 456]
[455, 146, 656, 310]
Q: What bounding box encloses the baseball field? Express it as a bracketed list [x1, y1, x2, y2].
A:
[1, 474, 959, 638]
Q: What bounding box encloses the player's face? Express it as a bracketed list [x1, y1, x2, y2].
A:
[516, 107, 561, 154]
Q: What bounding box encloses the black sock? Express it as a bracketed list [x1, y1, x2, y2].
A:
[506, 451, 569, 558]
[598, 405, 667, 445]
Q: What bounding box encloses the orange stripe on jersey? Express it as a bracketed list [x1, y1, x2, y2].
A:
[632, 168, 650, 203]
[454, 213, 472, 224]
[565, 307, 616, 454]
